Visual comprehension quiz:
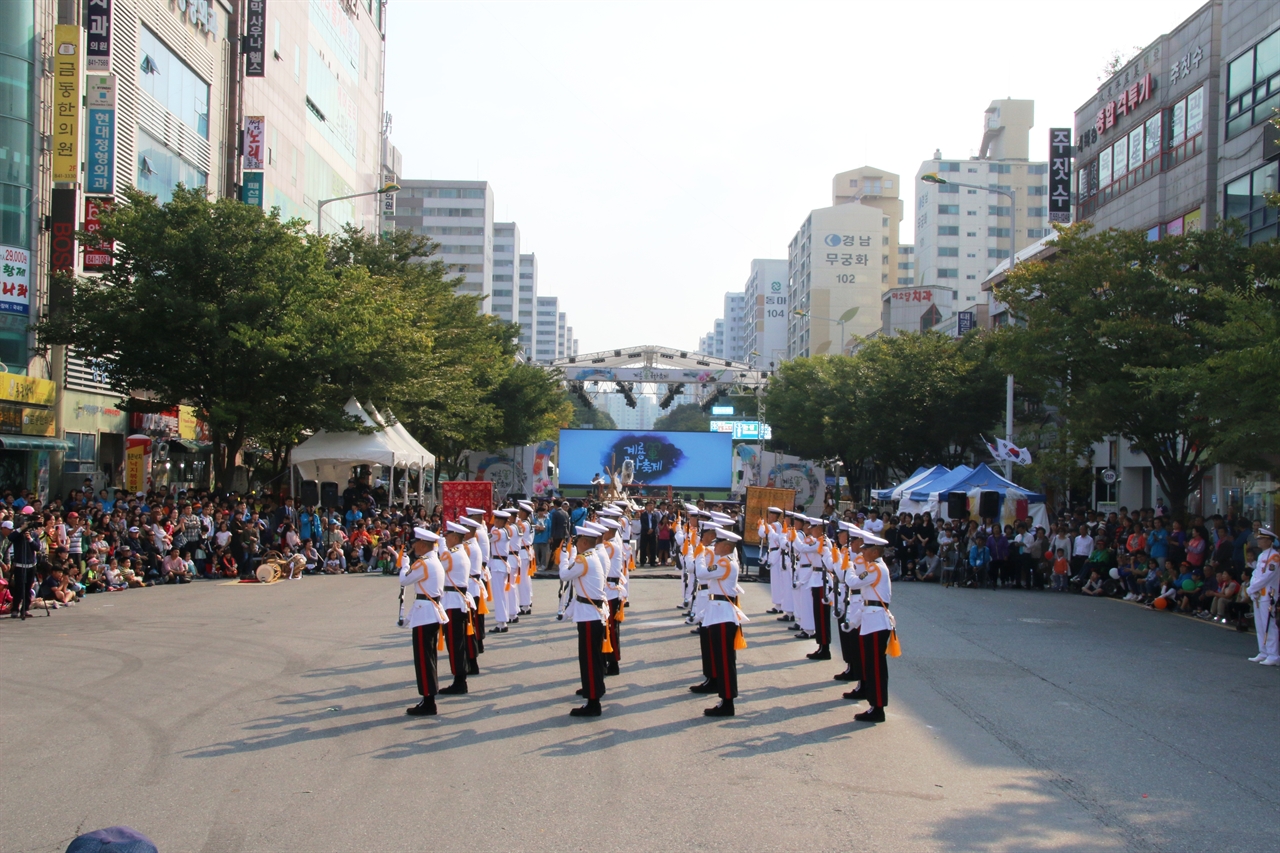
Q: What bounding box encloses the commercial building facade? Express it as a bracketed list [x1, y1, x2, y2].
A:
[741, 259, 788, 370]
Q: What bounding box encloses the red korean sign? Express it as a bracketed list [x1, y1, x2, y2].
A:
[1094, 73, 1153, 135]
[83, 196, 113, 271]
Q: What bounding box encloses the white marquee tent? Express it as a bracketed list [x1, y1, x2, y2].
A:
[291, 398, 434, 501]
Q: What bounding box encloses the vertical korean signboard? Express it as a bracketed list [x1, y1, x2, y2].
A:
[50, 188, 77, 276]
[243, 116, 265, 169]
[53, 25, 81, 183]
[86, 74, 116, 195]
[83, 197, 113, 272]
[240, 171, 264, 207]
[86, 0, 112, 72]
[1049, 128, 1072, 224]
[244, 0, 266, 77]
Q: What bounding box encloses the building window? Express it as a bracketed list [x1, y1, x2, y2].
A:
[988, 163, 1011, 174]
[937, 247, 959, 257]
[461, 188, 485, 199]
[63, 432, 95, 474]
[936, 268, 958, 279]
[1027, 207, 1046, 218]
[1225, 160, 1279, 245]
[939, 162, 960, 172]
[1027, 228, 1050, 238]
[1226, 29, 1280, 139]
[138, 26, 210, 138]
[938, 204, 959, 215]
[493, 274, 513, 282]
[988, 248, 1010, 259]
[136, 127, 207, 203]
[988, 206, 1010, 217]
[1168, 86, 1205, 148]
[989, 227, 1011, 238]
[492, 289, 513, 297]
[1027, 185, 1047, 196]
[938, 225, 959, 236]
[938, 184, 959, 194]
[1028, 164, 1048, 175]
[897, 277, 914, 285]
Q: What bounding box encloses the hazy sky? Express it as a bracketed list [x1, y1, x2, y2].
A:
[385, 0, 1206, 355]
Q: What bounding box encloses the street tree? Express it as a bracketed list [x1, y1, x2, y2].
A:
[652, 402, 711, 432]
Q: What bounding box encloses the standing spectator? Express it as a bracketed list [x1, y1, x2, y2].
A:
[1071, 525, 1094, 583]
[1185, 527, 1208, 572]
[7, 517, 38, 619]
[639, 500, 659, 566]
[968, 535, 992, 588]
[549, 501, 570, 563]
[533, 505, 550, 571]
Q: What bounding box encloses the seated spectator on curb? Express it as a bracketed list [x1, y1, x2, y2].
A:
[914, 544, 941, 582]
[37, 566, 75, 606]
[301, 540, 320, 574]
[968, 535, 992, 588]
[324, 545, 346, 574]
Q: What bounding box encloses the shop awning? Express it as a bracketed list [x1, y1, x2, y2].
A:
[170, 439, 214, 453]
[0, 436, 74, 452]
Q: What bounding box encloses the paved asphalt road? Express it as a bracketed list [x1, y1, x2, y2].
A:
[2, 574, 1277, 853]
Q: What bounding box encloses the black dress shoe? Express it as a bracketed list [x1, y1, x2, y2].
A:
[510, 616, 519, 624]
[789, 624, 802, 632]
[842, 688, 866, 701]
[689, 680, 719, 694]
[439, 681, 468, 695]
[575, 688, 585, 697]
[806, 648, 831, 660]
[703, 700, 735, 717]
[406, 699, 437, 716]
[794, 631, 812, 640]
[776, 614, 791, 622]
[766, 608, 780, 614]
[854, 706, 885, 723]
[604, 662, 620, 677]
[833, 670, 856, 681]
[489, 626, 503, 635]
[569, 700, 602, 717]
[467, 662, 480, 675]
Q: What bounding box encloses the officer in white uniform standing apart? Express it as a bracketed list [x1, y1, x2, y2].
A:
[399, 527, 447, 716]
[560, 523, 610, 717]
[758, 507, 786, 615]
[1247, 527, 1279, 665]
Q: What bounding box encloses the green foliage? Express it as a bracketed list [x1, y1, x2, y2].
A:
[764, 332, 1004, 487]
[993, 222, 1275, 516]
[568, 396, 616, 430]
[652, 402, 711, 432]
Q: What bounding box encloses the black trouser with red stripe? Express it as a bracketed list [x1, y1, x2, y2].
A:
[607, 598, 623, 662]
[857, 629, 889, 707]
[838, 621, 862, 677]
[577, 619, 607, 700]
[411, 624, 440, 697]
[705, 621, 738, 700]
[443, 608, 470, 683]
[473, 610, 485, 654]
[811, 587, 831, 647]
[699, 626, 716, 681]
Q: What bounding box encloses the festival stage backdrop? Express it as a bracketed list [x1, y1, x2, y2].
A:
[558, 429, 732, 489]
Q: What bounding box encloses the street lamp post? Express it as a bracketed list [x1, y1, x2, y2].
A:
[791, 308, 848, 355]
[922, 172, 1018, 478]
[316, 182, 401, 236]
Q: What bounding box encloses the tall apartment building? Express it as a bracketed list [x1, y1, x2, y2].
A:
[517, 253, 537, 356]
[389, 180, 493, 302]
[534, 296, 559, 363]
[741, 259, 789, 370]
[786, 166, 901, 358]
[722, 292, 747, 363]
[698, 318, 726, 358]
[490, 221, 519, 329]
[913, 100, 1050, 308]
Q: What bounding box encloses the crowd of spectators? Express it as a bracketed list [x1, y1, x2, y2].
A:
[868, 503, 1263, 628]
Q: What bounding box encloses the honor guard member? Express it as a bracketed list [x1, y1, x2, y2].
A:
[846, 532, 893, 722]
[697, 528, 748, 717]
[439, 521, 476, 694]
[488, 510, 514, 633]
[807, 517, 835, 661]
[597, 515, 626, 676]
[790, 518, 822, 638]
[458, 517, 490, 654]
[560, 522, 611, 717]
[555, 530, 578, 621]
[779, 512, 804, 624]
[688, 519, 723, 691]
[466, 507, 491, 565]
[758, 507, 786, 615]
[834, 523, 867, 686]
[400, 527, 448, 716]
[503, 510, 522, 624]
[679, 507, 701, 609]
[1247, 527, 1280, 665]
[516, 501, 536, 615]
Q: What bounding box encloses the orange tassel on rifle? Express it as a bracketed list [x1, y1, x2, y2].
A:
[466, 618, 475, 636]
[504, 577, 511, 592]
[615, 602, 626, 622]
[887, 629, 902, 657]
[477, 592, 488, 615]
[485, 580, 493, 601]
[601, 633, 614, 654]
[734, 626, 747, 650]
[437, 626, 446, 650]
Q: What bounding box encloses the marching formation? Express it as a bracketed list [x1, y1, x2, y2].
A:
[397, 499, 898, 723]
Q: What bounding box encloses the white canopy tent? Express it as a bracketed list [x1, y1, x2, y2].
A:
[290, 398, 435, 505]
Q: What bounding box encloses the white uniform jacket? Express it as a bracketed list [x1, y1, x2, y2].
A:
[399, 551, 448, 628]
[809, 536, 832, 589]
[1247, 547, 1280, 598]
[440, 545, 473, 611]
[848, 557, 892, 634]
[695, 553, 748, 627]
[834, 549, 865, 629]
[489, 526, 510, 576]
[465, 537, 486, 598]
[793, 535, 820, 588]
[559, 546, 609, 623]
[601, 538, 625, 601]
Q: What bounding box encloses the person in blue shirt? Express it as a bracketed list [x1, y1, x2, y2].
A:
[968, 535, 992, 588]
[344, 504, 364, 531]
[569, 500, 588, 529]
[1148, 518, 1169, 566]
[298, 504, 322, 546]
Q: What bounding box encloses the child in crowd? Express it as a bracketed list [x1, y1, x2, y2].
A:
[1052, 548, 1070, 591]
[1081, 570, 1105, 596]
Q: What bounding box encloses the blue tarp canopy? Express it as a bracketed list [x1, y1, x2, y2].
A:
[905, 465, 974, 502]
[873, 465, 950, 501]
[938, 463, 1045, 501]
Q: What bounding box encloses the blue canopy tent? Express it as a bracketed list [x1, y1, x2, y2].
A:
[899, 465, 973, 513]
[872, 465, 950, 502]
[904, 463, 1048, 528]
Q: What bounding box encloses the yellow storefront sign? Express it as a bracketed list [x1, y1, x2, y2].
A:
[53, 25, 81, 183]
[178, 405, 197, 440]
[0, 374, 56, 407]
[21, 408, 55, 437]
